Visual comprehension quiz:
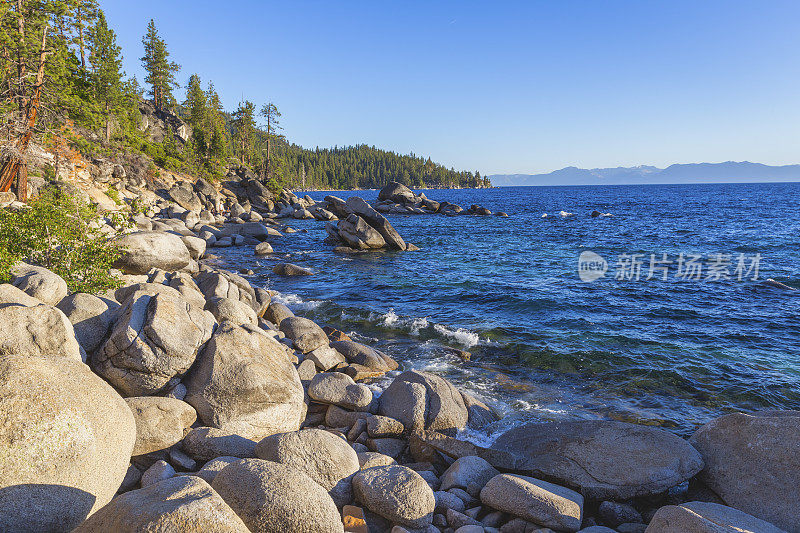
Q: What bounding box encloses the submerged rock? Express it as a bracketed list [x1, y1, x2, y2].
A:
[272, 263, 314, 276]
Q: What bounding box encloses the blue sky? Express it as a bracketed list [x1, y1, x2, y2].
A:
[102, 1, 800, 175]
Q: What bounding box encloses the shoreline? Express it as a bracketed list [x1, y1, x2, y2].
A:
[0, 179, 795, 532]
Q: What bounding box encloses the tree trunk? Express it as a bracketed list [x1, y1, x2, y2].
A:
[78, 7, 86, 70]
[105, 100, 111, 143]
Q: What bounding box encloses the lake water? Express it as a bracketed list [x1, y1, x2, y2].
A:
[216, 183, 800, 438]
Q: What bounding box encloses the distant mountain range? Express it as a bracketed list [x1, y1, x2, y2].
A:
[490, 162, 800, 186]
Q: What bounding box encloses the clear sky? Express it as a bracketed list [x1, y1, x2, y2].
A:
[101, 0, 800, 175]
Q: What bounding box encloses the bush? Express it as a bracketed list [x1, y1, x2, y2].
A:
[0, 187, 122, 294]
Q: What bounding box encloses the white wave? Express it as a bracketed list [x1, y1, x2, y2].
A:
[380, 310, 400, 327]
[271, 292, 322, 311]
[433, 324, 480, 347]
[410, 317, 430, 336]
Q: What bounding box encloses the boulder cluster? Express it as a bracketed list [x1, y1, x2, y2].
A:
[0, 179, 795, 533]
[375, 182, 507, 218]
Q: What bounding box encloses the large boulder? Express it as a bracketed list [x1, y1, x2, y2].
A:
[113, 231, 192, 275]
[73, 476, 249, 533]
[491, 420, 704, 500]
[195, 269, 257, 311]
[184, 322, 305, 440]
[57, 293, 120, 354]
[182, 427, 257, 462]
[337, 214, 386, 249]
[345, 196, 406, 249]
[125, 396, 197, 455]
[0, 303, 85, 361]
[0, 283, 42, 306]
[0, 356, 136, 531]
[212, 458, 344, 533]
[331, 340, 398, 372]
[255, 428, 360, 507]
[279, 316, 329, 353]
[480, 474, 584, 533]
[309, 372, 373, 410]
[379, 370, 469, 436]
[378, 182, 417, 204]
[689, 411, 800, 532]
[646, 501, 785, 533]
[440, 456, 500, 497]
[168, 182, 203, 212]
[93, 287, 215, 396]
[11, 264, 68, 305]
[206, 296, 258, 327]
[352, 464, 436, 528]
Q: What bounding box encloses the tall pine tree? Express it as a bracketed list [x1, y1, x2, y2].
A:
[140, 19, 179, 113]
[89, 11, 123, 142]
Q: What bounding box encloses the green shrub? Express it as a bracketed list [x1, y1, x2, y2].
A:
[0, 187, 123, 294]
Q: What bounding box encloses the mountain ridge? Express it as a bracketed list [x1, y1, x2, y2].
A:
[490, 161, 800, 186]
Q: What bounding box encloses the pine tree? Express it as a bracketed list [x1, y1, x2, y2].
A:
[140, 19, 179, 113]
[89, 11, 123, 143]
[183, 74, 208, 165]
[259, 101, 283, 179]
[231, 100, 256, 166]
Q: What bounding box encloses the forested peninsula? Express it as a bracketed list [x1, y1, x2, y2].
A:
[0, 2, 489, 196]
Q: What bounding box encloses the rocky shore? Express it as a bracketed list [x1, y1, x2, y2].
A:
[0, 178, 797, 533]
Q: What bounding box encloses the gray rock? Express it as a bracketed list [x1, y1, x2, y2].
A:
[140, 460, 176, 487]
[689, 411, 800, 532]
[345, 196, 406, 249]
[184, 322, 305, 440]
[193, 456, 240, 484]
[256, 428, 360, 507]
[212, 458, 344, 532]
[57, 293, 120, 354]
[598, 501, 642, 527]
[338, 214, 387, 249]
[206, 296, 258, 326]
[435, 490, 466, 514]
[113, 231, 192, 274]
[358, 452, 397, 470]
[297, 358, 317, 381]
[181, 235, 207, 260]
[74, 476, 249, 532]
[379, 370, 469, 436]
[332, 340, 399, 371]
[480, 474, 584, 533]
[124, 396, 197, 455]
[118, 464, 142, 493]
[195, 269, 257, 311]
[182, 427, 257, 462]
[367, 437, 406, 458]
[169, 447, 197, 471]
[353, 464, 436, 528]
[0, 283, 42, 306]
[280, 316, 329, 353]
[378, 182, 417, 204]
[367, 415, 405, 438]
[94, 288, 215, 396]
[326, 405, 370, 428]
[273, 262, 314, 276]
[440, 456, 500, 497]
[309, 372, 373, 410]
[0, 355, 136, 531]
[306, 344, 347, 370]
[644, 501, 786, 533]
[254, 241, 273, 255]
[491, 420, 704, 500]
[266, 301, 294, 324]
[11, 263, 68, 305]
[0, 303, 85, 361]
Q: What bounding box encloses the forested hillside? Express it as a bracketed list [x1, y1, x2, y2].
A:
[0, 1, 487, 196]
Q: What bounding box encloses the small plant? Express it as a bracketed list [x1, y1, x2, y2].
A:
[106, 187, 121, 204]
[0, 187, 123, 294]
